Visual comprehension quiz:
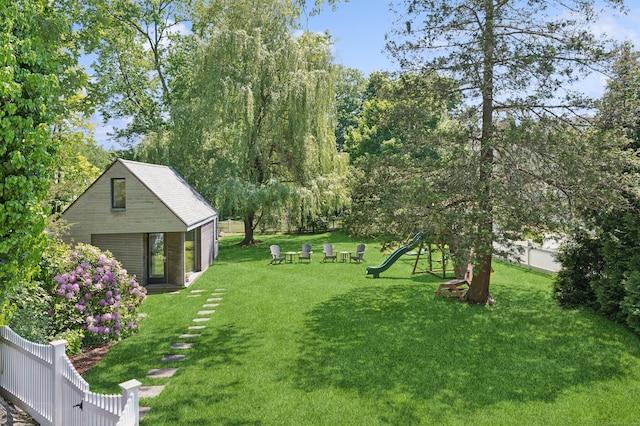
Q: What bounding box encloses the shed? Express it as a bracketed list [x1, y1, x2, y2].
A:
[60, 159, 219, 290]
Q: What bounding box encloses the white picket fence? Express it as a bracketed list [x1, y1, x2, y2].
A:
[0, 326, 140, 426]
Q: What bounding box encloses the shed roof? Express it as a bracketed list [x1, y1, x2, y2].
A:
[118, 159, 217, 229]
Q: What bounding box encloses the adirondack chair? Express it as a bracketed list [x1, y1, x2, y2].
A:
[435, 264, 473, 301]
[322, 244, 337, 263]
[349, 244, 366, 263]
[270, 245, 285, 264]
[298, 244, 312, 263]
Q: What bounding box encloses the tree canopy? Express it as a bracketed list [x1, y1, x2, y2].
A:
[341, 71, 461, 240]
[0, 0, 68, 324]
[168, 0, 349, 245]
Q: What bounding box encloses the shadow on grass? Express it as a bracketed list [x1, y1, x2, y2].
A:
[293, 283, 639, 421]
[139, 323, 261, 425]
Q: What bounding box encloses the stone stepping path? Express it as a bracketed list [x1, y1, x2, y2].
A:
[139, 406, 151, 420]
[161, 354, 186, 362]
[139, 386, 165, 398]
[140, 288, 225, 420]
[171, 342, 194, 349]
[179, 333, 201, 339]
[146, 368, 178, 379]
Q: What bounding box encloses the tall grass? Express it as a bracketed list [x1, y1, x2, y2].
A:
[83, 232, 640, 425]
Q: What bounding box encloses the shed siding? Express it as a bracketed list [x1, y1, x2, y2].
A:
[166, 232, 184, 287]
[200, 221, 214, 270]
[62, 162, 186, 245]
[214, 217, 219, 259]
[91, 233, 145, 283]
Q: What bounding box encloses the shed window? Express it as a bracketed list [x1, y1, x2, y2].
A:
[111, 178, 126, 209]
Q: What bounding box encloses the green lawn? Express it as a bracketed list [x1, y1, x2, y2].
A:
[83, 232, 640, 425]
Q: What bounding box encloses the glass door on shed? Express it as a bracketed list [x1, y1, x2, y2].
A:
[148, 232, 166, 284]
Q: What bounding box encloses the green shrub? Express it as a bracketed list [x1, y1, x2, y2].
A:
[50, 328, 84, 356]
[622, 271, 640, 334]
[555, 207, 640, 336]
[552, 231, 601, 308]
[48, 243, 147, 347]
[7, 282, 52, 344]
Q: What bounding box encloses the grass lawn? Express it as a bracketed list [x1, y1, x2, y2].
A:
[83, 232, 640, 425]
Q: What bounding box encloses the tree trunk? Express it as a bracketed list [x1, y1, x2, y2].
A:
[466, 253, 493, 304]
[239, 212, 256, 246]
[465, 0, 496, 305]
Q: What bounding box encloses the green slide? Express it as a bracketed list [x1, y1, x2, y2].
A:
[366, 233, 423, 278]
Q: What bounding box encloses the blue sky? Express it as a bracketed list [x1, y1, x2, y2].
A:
[302, 1, 398, 75]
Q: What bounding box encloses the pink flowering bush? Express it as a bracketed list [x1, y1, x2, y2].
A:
[49, 243, 146, 346]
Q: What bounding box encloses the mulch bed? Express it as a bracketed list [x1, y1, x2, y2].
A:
[70, 342, 115, 375]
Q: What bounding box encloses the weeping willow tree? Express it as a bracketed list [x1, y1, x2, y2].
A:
[170, 0, 348, 245]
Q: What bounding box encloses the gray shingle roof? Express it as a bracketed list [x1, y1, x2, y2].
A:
[119, 159, 217, 229]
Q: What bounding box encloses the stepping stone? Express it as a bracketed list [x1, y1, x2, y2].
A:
[205, 300, 220, 304]
[146, 368, 178, 378]
[188, 325, 206, 330]
[139, 386, 165, 398]
[171, 342, 194, 349]
[138, 313, 148, 318]
[169, 291, 180, 295]
[210, 293, 224, 296]
[187, 295, 201, 298]
[191, 289, 205, 293]
[179, 333, 201, 339]
[197, 310, 215, 315]
[215, 288, 227, 291]
[202, 304, 218, 308]
[192, 317, 210, 322]
[139, 407, 151, 420]
[161, 354, 185, 362]
[208, 298, 223, 301]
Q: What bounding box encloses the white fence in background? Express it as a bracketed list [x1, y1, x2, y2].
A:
[495, 239, 562, 273]
[0, 326, 140, 426]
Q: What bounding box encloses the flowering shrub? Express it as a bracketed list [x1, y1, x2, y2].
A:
[49, 243, 146, 346]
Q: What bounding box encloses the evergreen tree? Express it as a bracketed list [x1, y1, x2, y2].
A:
[387, 0, 630, 303]
[554, 44, 640, 334]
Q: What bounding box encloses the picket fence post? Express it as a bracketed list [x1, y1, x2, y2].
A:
[50, 340, 67, 426]
[120, 379, 142, 426]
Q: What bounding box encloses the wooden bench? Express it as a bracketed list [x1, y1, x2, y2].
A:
[435, 265, 472, 301]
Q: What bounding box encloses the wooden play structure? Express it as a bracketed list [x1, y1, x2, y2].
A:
[409, 242, 456, 278]
[409, 241, 472, 300]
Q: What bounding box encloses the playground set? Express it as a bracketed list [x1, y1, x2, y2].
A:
[365, 233, 471, 300]
[365, 233, 454, 278]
